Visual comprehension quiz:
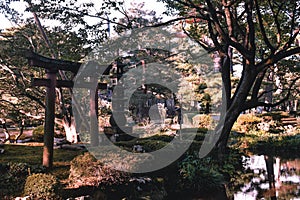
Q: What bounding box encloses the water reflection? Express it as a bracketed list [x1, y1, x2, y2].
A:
[234, 155, 300, 200]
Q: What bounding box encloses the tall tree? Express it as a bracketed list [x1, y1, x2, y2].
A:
[157, 0, 300, 157]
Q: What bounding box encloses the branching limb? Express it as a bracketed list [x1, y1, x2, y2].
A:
[182, 25, 217, 52]
[242, 76, 300, 111]
[254, 0, 275, 53]
[251, 68, 267, 100]
[267, 0, 284, 47]
[257, 47, 300, 72]
[245, 1, 255, 62]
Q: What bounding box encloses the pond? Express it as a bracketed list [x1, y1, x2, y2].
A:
[234, 155, 300, 200]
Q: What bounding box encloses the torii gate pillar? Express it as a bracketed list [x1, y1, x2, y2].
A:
[43, 69, 57, 168]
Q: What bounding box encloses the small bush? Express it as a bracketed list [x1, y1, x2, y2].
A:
[192, 114, 212, 129]
[136, 140, 169, 152]
[233, 114, 261, 132]
[178, 154, 224, 193]
[32, 125, 64, 141]
[69, 152, 129, 188]
[32, 125, 44, 142]
[24, 173, 61, 200]
[0, 163, 29, 197]
[0, 162, 46, 198]
[8, 162, 29, 177]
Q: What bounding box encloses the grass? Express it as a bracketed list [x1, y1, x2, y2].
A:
[0, 144, 85, 164]
[0, 144, 43, 164]
[0, 144, 86, 179]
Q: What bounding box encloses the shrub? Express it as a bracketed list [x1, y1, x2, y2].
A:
[178, 154, 224, 193]
[114, 135, 174, 153]
[32, 125, 64, 141]
[32, 125, 44, 142]
[0, 163, 46, 198]
[136, 140, 169, 152]
[69, 152, 129, 188]
[233, 114, 261, 132]
[8, 162, 29, 177]
[192, 114, 212, 129]
[24, 173, 61, 200]
[0, 163, 29, 197]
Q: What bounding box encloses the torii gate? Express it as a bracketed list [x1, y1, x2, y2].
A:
[25, 49, 162, 168]
[25, 51, 107, 168]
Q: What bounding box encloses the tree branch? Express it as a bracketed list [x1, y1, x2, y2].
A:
[268, 0, 283, 47]
[182, 26, 217, 53]
[254, 0, 275, 53]
[222, 47, 232, 108]
[242, 76, 300, 110]
[147, 16, 205, 28]
[283, 29, 299, 51]
[257, 47, 300, 72]
[21, 92, 46, 108]
[251, 68, 267, 100]
[245, 1, 256, 62]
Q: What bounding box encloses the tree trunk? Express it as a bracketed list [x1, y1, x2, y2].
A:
[216, 63, 257, 160]
[63, 117, 77, 143]
[265, 71, 274, 111]
[1, 120, 10, 143]
[15, 119, 25, 143]
[216, 109, 240, 160]
[294, 99, 298, 112]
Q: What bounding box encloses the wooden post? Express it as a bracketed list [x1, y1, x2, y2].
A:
[90, 77, 99, 146]
[43, 70, 57, 168]
[25, 51, 110, 165]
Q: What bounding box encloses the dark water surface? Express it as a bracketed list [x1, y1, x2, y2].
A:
[234, 155, 300, 200]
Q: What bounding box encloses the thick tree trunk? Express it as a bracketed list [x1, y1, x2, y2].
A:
[216, 109, 240, 159]
[216, 63, 257, 160]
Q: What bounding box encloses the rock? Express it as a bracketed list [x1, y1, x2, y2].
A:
[15, 196, 30, 200]
[54, 144, 85, 150]
[67, 195, 91, 200]
[133, 145, 144, 152]
[54, 137, 71, 146]
[75, 195, 91, 200]
[130, 177, 152, 184]
[170, 124, 180, 130]
[16, 138, 32, 143]
[257, 122, 270, 131]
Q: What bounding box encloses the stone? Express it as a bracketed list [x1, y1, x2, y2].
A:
[15, 196, 30, 200]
